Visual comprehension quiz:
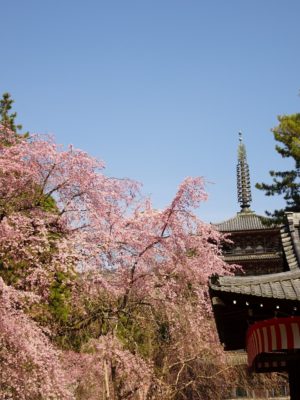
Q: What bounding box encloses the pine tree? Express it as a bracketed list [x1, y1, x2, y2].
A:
[256, 113, 300, 221]
[0, 92, 22, 132]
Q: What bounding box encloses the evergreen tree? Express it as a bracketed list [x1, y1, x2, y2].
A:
[256, 113, 300, 221]
[0, 92, 22, 132]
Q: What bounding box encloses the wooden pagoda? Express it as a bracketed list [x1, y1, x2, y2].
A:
[214, 133, 285, 277]
[210, 134, 300, 399]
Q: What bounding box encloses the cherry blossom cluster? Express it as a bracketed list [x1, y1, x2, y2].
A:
[0, 124, 234, 399]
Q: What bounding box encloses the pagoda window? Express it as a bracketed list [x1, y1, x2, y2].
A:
[256, 244, 264, 253]
[245, 245, 253, 253]
[234, 246, 242, 254]
[222, 243, 234, 254]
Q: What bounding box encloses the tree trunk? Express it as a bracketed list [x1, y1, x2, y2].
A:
[104, 359, 111, 399]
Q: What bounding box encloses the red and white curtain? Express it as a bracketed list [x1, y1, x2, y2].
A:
[246, 317, 300, 369]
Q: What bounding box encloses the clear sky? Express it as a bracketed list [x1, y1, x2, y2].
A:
[1, 0, 299, 222]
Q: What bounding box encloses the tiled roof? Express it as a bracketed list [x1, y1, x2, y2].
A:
[210, 270, 300, 301]
[284, 212, 300, 269]
[281, 225, 298, 270]
[214, 211, 276, 232]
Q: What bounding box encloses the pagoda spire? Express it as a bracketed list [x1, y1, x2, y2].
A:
[237, 132, 252, 212]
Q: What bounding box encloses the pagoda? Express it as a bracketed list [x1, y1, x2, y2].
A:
[209, 134, 300, 399]
[214, 132, 285, 276]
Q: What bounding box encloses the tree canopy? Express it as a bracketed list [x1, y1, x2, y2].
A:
[0, 92, 22, 132]
[0, 96, 285, 399]
[256, 112, 300, 221]
[0, 121, 236, 399]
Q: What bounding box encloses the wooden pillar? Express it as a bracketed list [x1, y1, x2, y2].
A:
[288, 361, 300, 400]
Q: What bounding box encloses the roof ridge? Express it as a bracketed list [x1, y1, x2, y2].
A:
[213, 269, 300, 287]
[213, 211, 278, 232]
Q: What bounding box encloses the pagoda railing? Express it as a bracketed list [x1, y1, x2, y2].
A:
[223, 245, 281, 256]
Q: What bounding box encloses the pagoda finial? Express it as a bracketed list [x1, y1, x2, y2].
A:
[237, 132, 252, 212]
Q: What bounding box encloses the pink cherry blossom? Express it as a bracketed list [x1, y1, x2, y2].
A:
[0, 124, 234, 399]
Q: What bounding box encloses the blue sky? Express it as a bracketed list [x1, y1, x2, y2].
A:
[1, 1, 299, 222]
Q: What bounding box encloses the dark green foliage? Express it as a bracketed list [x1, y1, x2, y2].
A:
[55, 288, 112, 351]
[0, 92, 22, 132]
[0, 259, 28, 286]
[39, 194, 59, 213]
[49, 271, 73, 322]
[0, 93, 71, 326]
[256, 113, 300, 221]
